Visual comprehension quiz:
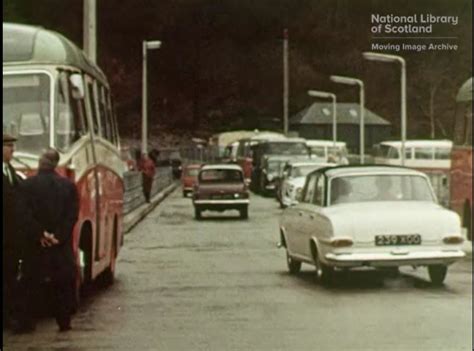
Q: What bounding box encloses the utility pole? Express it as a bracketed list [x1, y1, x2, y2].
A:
[283, 28, 289, 136]
[83, 0, 97, 63]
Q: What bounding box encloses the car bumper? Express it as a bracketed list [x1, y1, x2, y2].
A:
[324, 250, 466, 267]
[194, 199, 249, 205]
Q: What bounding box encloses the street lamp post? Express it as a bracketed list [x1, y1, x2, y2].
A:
[330, 75, 365, 164]
[308, 90, 337, 146]
[142, 40, 162, 155]
[363, 52, 406, 166]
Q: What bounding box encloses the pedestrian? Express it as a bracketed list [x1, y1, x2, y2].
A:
[137, 151, 156, 203]
[2, 133, 29, 331]
[20, 147, 79, 332]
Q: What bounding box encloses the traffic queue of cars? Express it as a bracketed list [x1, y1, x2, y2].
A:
[181, 135, 465, 286]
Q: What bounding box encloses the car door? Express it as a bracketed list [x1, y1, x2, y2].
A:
[301, 174, 327, 259]
[291, 173, 319, 260]
[283, 172, 310, 257]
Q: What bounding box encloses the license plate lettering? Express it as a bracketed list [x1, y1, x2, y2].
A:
[375, 234, 421, 246]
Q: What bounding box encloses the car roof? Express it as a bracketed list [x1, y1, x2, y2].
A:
[266, 155, 309, 161]
[312, 164, 427, 178]
[378, 140, 453, 148]
[185, 164, 203, 169]
[200, 164, 243, 171]
[289, 161, 336, 168]
[262, 138, 306, 144]
[306, 140, 347, 147]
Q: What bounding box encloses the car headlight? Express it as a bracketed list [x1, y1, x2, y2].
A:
[234, 193, 241, 198]
[267, 173, 276, 181]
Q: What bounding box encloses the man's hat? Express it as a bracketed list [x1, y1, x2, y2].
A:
[3, 133, 17, 144]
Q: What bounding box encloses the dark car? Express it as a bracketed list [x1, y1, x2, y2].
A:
[193, 164, 250, 220]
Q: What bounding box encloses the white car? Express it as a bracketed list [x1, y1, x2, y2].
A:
[278, 161, 335, 208]
[279, 165, 465, 285]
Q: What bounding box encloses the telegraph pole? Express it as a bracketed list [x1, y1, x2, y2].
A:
[283, 28, 289, 136]
[83, 0, 97, 63]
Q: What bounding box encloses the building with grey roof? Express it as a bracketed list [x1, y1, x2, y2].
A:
[290, 102, 391, 153]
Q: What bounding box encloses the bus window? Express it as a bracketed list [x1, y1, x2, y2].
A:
[434, 147, 451, 160]
[414, 147, 433, 160]
[404, 147, 413, 160]
[387, 146, 399, 159]
[99, 86, 112, 142]
[86, 79, 100, 135]
[453, 102, 472, 146]
[3, 73, 51, 155]
[106, 92, 119, 146]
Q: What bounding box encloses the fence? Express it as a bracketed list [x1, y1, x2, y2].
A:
[123, 166, 174, 215]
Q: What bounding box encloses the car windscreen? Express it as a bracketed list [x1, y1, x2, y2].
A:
[267, 160, 284, 174]
[185, 168, 200, 177]
[265, 142, 308, 155]
[199, 169, 243, 183]
[330, 174, 435, 205]
[292, 165, 321, 177]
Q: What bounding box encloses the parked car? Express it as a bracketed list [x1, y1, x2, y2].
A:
[279, 165, 465, 285]
[278, 161, 334, 208]
[193, 164, 250, 219]
[258, 154, 312, 196]
[181, 164, 202, 197]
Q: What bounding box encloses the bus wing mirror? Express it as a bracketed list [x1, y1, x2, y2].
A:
[70, 74, 85, 99]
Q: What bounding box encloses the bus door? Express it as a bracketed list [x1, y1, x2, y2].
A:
[84, 75, 105, 267]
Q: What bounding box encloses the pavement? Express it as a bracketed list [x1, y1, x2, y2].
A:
[123, 181, 179, 233]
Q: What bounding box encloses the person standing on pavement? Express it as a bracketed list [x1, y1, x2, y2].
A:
[2, 133, 27, 330]
[21, 147, 79, 332]
[137, 151, 156, 203]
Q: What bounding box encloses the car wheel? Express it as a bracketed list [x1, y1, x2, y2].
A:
[195, 207, 202, 220]
[314, 250, 334, 285]
[428, 265, 448, 285]
[240, 206, 249, 219]
[286, 251, 301, 274]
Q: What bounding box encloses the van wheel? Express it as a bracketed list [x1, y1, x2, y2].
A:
[286, 251, 301, 274]
[428, 265, 447, 285]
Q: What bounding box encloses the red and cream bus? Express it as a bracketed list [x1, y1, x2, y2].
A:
[3, 23, 125, 294]
[450, 77, 472, 239]
[373, 140, 453, 206]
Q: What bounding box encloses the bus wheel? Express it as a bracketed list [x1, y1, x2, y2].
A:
[79, 225, 93, 297]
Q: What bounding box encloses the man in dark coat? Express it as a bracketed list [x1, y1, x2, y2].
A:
[21, 148, 79, 332]
[2, 133, 25, 329]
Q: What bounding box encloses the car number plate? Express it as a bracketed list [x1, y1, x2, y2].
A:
[375, 234, 421, 246]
